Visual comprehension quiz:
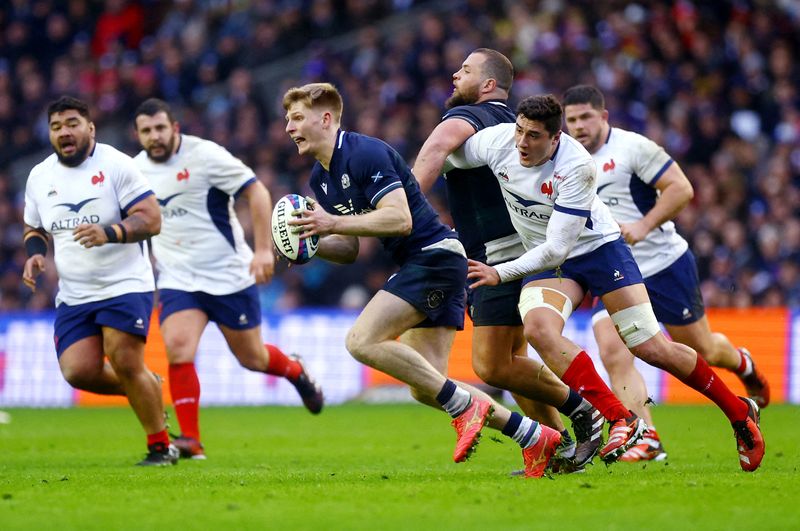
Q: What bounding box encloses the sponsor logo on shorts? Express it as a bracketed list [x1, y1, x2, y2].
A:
[613, 269, 624, 281]
[134, 318, 144, 329]
[239, 313, 248, 325]
[426, 289, 444, 309]
[682, 307, 692, 320]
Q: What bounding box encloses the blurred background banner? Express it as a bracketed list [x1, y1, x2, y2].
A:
[1, 308, 796, 407]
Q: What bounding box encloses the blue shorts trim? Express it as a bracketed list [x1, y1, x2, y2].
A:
[158, 285, 262, 330]
[383, 248, 467, 330]
[524, 238, 643, 297]
[591, 249, 704, 325]
[468, 279, 522, 327]
[54, 292, 154, 357]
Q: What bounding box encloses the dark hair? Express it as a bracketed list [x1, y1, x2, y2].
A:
[135, 98, 177, 122]
[562, 84, 605, 110]
[473, 48, 514, 92]
[516, 95, 563, 136]
[47, 96, 90, 121]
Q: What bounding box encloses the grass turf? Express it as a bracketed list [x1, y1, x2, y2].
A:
[0, 403, 797, 530]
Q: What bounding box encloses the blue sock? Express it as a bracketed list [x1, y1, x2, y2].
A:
[502, 412, 523, 437]
[557, 388, 585, 417]
[436, 380, 471, 417]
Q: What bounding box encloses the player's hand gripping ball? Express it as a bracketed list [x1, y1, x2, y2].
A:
[271, 194, 320, 264]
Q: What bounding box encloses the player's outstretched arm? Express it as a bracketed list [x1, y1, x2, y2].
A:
[239, 180, 276, 284]
[491, 210, 585, 282]
[22, 224, 48, 292]
[413, 119, 476, 193]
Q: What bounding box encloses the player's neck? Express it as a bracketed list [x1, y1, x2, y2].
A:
[316, 130, 339, 170]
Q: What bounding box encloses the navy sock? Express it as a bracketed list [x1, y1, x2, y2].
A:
[435, 380, 457, 406]
[502, 411, 523, 437]
[557, 388, 584, 417]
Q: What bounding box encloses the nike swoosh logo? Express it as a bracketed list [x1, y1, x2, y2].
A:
[157, 193, 182, 206]
[56, 197, 98, 213]
[507, 190, 548, 207]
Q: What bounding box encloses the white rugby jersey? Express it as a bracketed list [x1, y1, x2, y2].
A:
[134, 135, 256, 295]
[450, 124, 620, 260]
[24, 143, 155, 306]
[592, 127, 688, 278]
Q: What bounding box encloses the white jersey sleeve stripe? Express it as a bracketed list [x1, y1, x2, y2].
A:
[650, 159, 674, 185]
[122, 190, 154, 214]
[554, 203, 590, 217]
[370, 181, 403, 205]
[233, 177, 257, 199]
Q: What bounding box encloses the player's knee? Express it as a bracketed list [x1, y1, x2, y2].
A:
[472, 356, 507, 388]
[164, 334, 196, 363]
[60, 363, 96, 390]
[345, 328, 373, 365]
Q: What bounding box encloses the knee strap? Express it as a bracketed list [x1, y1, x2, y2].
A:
[518, 286, 574, 322]
[610, 302, 661, 348]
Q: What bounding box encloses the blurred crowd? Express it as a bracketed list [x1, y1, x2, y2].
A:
[0, 0, 798, 312]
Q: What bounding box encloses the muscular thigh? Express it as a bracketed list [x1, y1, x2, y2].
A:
[349, 290, 427, 345]
[160, 309, 209, 361]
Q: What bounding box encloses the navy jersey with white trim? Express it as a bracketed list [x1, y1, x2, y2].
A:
[443, 100, 520, 264]
[310, 131, 455, 264]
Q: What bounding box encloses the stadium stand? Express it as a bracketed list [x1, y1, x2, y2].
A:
[0, 0, 798, 312]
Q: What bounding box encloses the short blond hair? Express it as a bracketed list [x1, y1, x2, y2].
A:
[282, 83, 343, 123]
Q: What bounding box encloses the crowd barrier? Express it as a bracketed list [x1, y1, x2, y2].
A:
[0, 308, 796, 407]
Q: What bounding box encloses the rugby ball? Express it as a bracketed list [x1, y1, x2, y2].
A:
[271, 194, 319, 264]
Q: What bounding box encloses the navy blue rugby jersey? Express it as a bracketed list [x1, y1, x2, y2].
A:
[443, 100, 518, 263]
[310, 130, 456, 264]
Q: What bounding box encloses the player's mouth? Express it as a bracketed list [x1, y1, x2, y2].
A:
[59, 141, 76, 155]
[292, 136, 306, 146]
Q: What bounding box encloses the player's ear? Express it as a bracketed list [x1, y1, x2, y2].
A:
[602, 109, 609, 122]
[88, 121, 96, 138]
[483, 78, 496, 93]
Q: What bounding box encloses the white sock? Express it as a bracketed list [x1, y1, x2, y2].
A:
[514, 417, 542, 449]
[443, 386, 472, 417]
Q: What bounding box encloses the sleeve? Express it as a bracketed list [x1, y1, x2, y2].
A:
[442, 108, 480, 132]
[631, 133, 673, 186]
[23, 175, 42, 228]
[350, 145, 404, 207]
[552, 159, 596, 217]
[114, 153, 154, 215]
[203, 141, 257, 196]
[494, 209, 586, 282]
[447, 127, 494, 170]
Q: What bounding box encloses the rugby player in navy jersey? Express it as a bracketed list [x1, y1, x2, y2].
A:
[22, 96, 177, 466]
[413, 48, 603, 469]
[282, 83, 562, 477]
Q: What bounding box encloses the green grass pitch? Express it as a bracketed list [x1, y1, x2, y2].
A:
[0, 403, 798, 530]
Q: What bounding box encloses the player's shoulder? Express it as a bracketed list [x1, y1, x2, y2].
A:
[474, 122, 516, 145]
[28, 153, 59, 181]
[443, 100, 514, 128]
[93, 142, 133, 162]
[607, 127, 656, 151]
[342, 131, 392, 161]
[556, 133, 594, 164]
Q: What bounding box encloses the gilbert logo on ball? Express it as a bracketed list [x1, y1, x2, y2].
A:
[271, 194, 320, 264]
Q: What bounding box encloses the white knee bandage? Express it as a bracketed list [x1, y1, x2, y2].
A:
[518, 287, 574, 322]
[610, 302, 661, 348]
